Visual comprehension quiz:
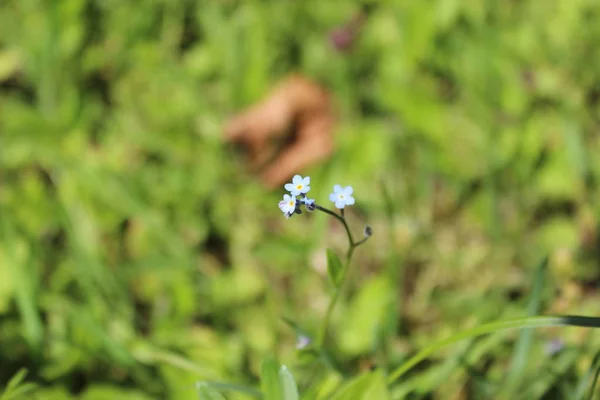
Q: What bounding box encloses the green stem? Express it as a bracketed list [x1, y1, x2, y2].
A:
[387, 315, 600, 385]
[317, 286, 342, 348]
[316, 205, 355, 246]
[353, 235, 370, 247]
[315, 204, 370, 349]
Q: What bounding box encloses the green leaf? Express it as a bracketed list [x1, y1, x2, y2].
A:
[338, 276, 394, 356]
[0, 384, 37, 400]
[195, 382, 261, 398]
[279, 366, 299, 400]
[0, 368, 37, 400]
[326, 249, 344, 287]
[5, 369, 27, 392]
[261, 358, 299, 400]
[196, 383, 227, 400]
[261, 358, 283, 400]
[330, 370, 389, 400]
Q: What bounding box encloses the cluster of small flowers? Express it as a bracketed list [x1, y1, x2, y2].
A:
[278, 175, 355, 219]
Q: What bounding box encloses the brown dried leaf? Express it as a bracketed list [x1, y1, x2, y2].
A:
[224, 74, 335, 188]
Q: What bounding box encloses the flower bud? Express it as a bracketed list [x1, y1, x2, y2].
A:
[364, 225, 372, 237]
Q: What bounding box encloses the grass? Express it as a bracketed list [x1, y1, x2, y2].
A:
[2, 0, 600, 399]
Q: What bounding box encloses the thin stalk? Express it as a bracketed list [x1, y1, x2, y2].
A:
[316, 205, 355, 246]
[317, 287, 342, 348]
[315, 204, 370, 349]
[353, 235, 370, 247]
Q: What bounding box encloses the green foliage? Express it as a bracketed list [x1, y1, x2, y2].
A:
[261, 358, 282, 400]
[330, 370, 389, 400]
[260, 359, 299, 400]
[2, 0, 600, 398]
[0, 369, 37, 400]
[503, 258, 548, 395]
[196, 383, 227, 400]
[279, 366, 300, 400]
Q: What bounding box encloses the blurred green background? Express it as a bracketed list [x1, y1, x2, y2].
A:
[2, 0, 600, 398]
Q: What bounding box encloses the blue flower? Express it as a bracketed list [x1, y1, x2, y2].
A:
[329, 185, 355, 209]
[284, 175, 311, 196]
[278, 194, 297, 219]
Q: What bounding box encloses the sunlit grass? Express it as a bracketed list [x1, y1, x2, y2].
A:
[1, 0, 600, 399]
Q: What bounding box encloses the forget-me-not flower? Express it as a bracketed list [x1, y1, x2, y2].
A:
[285, 175, 311, 197]
[278, 194, 297, 219]
[329, 185, 355, 209]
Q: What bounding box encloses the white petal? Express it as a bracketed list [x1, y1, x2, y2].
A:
[282, 201, 294, 213]
[329, 193, 337, 202]
[333, 184, 342, 193]
[343, 186, 353, 196]
[346, 196, 355, 205]
[302, 185, 310, 193]
[292, 175, 302, 184]
[280, 200, 293, 214]
[335, 200, 346, 209]
[302, 176, 310, 186]
[284, 183, 294, 192]
[283, 194, 291, 201]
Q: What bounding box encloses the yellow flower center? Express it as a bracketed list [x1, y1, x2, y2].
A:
[289, 201, 295, 207]
[340, 194, 344, 199]
[296, 184, 303, 190]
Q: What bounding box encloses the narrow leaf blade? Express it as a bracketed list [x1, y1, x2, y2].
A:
[196, 382, 227, 400]
[279, 366, 299, 400]
[261, 358, 283, 400]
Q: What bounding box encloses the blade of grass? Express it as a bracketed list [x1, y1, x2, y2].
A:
[133, 345, 216, 379]
[516, 346, 579, 399]
[586, 364, 600, 400]
[574, 350, 600, 399]
[261, 358, 283, 400]
[388, 315, 600, 385]
[3, 369, 28, 393]
[196, 382, 227, 400]
[196, 382, 262, 399]
[0, 216, 43, 353]
[0, 368, 37, 400]
[501, 257, 548, 397]
[583, 351, 600, 400]
[279, 366, 300, 400]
